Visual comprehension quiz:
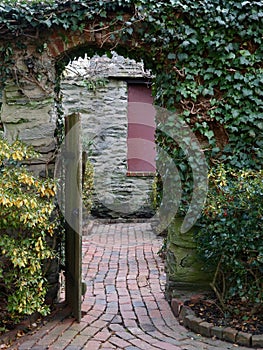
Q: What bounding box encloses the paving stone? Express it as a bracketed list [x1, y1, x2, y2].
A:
[12, 341, 37, 350]
[182, 314, 195, 329]
[9, 221, 255, 350]
[223, 327, 238, 343]
[140, 323, 156, 332]
[129, 338, 158, 350]
[82, 340, 101, 350]
[111, 315, 123, 324]
[115, 331, 135, 341]
[178, 305, 195, 325]
[108, 335, 131, 348]
[236, 331, 252, 347]
[198, 321, 213, 337]
[252, 334, 263, 348]
[171, 298, 184, 317]
[184, 315, 203, 334]
[211, 326, 224, 340]
[100, 341, 117, 349]
[151, 340, 181, 350]
[67, 335, 91, 347]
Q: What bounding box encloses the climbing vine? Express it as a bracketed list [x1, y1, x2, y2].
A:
[0, 0, 262, 319]
[0, 0, 262, 170]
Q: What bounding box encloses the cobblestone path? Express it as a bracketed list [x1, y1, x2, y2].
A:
[11, 221, 255, 350]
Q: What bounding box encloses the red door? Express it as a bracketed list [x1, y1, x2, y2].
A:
[127, 84, 156, 173]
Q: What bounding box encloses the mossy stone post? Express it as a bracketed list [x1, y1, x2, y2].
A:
[165, 217, 213, 299]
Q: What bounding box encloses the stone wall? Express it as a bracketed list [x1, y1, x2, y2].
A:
[0, 80, 56, 177]
[61, 53, 155, 218]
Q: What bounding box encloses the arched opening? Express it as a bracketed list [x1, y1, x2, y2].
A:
[51, 43, 160, 319]
[60, 52, 156, 220]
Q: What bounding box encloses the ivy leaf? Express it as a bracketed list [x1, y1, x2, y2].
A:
[242, 88, 253, 96]
[126, 27, 133, 35]
[44, 18, 52, 27]
[177, 53, 188, 61]
[167, 53, 176, 60]
[240, 56, 250, 65]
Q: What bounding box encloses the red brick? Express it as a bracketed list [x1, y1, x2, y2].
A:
[82, 340, 101, 350]
[93, 329, 111, 341]
[121, 311, 136, 319]
[129, 338, 153, 350]
[108, 335, 130, 348]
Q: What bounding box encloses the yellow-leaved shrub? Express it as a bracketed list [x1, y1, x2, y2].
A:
[0, 138, 58, 321]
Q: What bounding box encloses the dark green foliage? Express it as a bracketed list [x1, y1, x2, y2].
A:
[151, 1, 263, 170]
[0, 0, 262, 314]
[195, 166, 263, 312]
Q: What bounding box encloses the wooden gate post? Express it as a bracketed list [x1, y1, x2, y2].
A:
[65, 113, 82, 322]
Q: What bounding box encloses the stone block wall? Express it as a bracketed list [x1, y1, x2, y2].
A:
[61, 54, 155, 218]
[0, 82, 57, 177]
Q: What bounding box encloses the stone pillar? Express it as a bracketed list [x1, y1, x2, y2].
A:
[165, 217, 214, 300]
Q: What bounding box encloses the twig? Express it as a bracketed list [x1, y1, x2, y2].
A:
[209, 257, 227, 312]
[173, 65, 185, 77]
[21, 28, 39, 39]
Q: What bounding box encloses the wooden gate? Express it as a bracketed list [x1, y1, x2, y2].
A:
[64, 113, 82, 322]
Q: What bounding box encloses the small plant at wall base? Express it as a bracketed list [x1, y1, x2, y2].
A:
[0, 138, 59, 325]
[195, 165, 263, 319]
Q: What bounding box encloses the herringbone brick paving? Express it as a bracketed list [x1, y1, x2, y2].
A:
[10, 221, 256, 350]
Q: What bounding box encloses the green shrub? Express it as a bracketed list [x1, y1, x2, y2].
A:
[0, 138, 58, 320]
[195, 165, 263, 313]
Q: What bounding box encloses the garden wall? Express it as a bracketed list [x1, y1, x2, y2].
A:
[1, 0, 262, 317]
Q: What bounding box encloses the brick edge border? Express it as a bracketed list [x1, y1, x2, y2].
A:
[170, 297, 263, 348]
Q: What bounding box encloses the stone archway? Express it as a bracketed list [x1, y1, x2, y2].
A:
[0, 11, 159, 319]
[0, 16, 152, 177]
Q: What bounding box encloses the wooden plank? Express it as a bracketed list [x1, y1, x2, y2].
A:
[64, 113, 82, 322]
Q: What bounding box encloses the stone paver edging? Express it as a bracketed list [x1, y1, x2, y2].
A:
[7, 221, 262, 350]
[171, 298, 263, 348]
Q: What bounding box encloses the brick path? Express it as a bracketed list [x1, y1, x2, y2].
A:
[11, 221, 255, 350]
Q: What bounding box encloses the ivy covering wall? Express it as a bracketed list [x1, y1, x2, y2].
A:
[0, 0, 262, 319]
[0, 0, 262, 170]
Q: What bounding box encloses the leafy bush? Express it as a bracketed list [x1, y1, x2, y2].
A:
[195, 165, 263, 313]
[0, 138, 58, 320]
